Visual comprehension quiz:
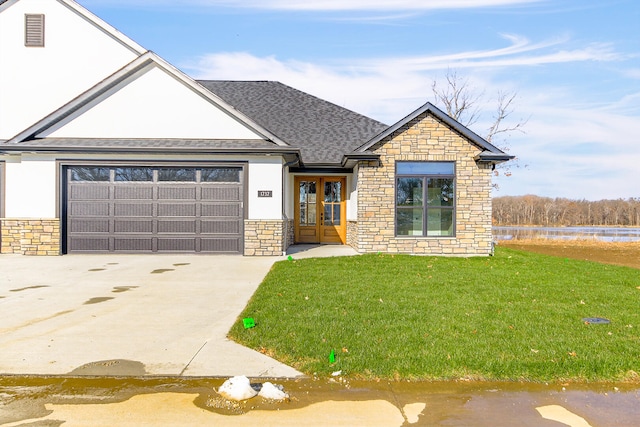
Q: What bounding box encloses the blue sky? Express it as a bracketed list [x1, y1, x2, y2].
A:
[82, 0, 639, 201]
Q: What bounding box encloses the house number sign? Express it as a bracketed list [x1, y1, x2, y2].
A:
[258, 190, 273, 198]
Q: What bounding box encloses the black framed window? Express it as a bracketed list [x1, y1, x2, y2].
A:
[69, 167, 110, 181]
[396, 162, 455, 237]
[114, 167, 153, 182]
[200, 167, 241, 183]
[158, 168, 196, 182]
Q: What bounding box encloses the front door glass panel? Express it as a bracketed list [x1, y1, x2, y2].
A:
[323, 181, 342, 226]
[299, 181, 317, 226]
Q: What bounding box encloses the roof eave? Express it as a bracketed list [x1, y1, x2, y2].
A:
[341, 152, 381, 168]
[474, 151, 515, 164]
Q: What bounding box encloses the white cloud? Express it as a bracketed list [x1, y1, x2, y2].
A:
[356, 36, 621, 72]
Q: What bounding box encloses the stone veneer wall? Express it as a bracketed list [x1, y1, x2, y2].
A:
[286, 218, 295, 251]
[244, 219, 292, 256]
[347, 220, 358, 249]
[355, 112, 494, 256]
[1, 219, 60, 255]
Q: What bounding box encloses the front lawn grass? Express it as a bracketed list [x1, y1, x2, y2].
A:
[229, 248, 640, 382]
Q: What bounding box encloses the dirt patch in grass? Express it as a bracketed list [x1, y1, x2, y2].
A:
[499, 239, 640, 270]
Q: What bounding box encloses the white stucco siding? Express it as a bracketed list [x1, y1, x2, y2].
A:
[1, 153, 285, 220]
[348, 166, 358, 221]
[0, 0, 141, 139]
[43, 64, 264, 140]
[4, 155, 57, 218]
[283, 170, 294, 219]
[247, 160, 283, 220]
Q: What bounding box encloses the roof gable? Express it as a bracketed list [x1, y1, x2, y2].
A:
[354, 101, 514, 164]
[8, 53, 287, 144]
[199, 81, 388, 165]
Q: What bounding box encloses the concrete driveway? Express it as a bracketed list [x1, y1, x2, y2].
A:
[0, 253, 307, 378]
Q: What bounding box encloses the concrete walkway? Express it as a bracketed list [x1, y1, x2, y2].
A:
[0, 245, 357, 378]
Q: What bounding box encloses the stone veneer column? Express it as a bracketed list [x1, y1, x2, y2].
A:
[1, 219, 61, 255]
[356, 112, 494, 256]
[347, 220, 358, 249]
[244, 219, 292, 256]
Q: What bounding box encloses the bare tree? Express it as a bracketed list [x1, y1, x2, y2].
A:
[432, 70, 528, 181]
[492, 195, 640, 227]
[431, 70, 482, 127]
[485, 90, 527, 144]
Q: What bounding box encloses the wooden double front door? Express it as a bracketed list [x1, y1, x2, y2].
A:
[294, 176, 346, 244]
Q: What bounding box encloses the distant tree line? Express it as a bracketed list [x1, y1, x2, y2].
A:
[492, 195, 640, 227]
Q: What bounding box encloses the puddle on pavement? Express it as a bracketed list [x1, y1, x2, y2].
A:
[68, 360, 147, 376]
[9, 285, 49, 292]
[1, 377, 638, 426]
[151, 269, 175, 274]
[111, 286, 138, 293]
[83, 297, 114, 305]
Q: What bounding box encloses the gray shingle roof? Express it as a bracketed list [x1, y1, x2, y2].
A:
[198, 81, 388, 165]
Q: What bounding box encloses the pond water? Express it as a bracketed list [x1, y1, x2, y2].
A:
[493, 226, 640, 242]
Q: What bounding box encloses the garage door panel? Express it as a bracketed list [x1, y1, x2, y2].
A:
[158, 203, 197, 216]
[66, 166, 244, 254]
[114, 203, 153, 216]
[201, 238, 240, 253]
[201, 204, 240, 217]
[157, 220, 196, 233]
[158, 187, 197, 200]
[70, 219, 110, 233]
[114, 186, 154, 199]
[201, 220, 240, 234]
[114, 220, 154, 233]
[157, 238, 196, 252]
[70, 202, 110, 216]
[202, 187, 241, 201]
[114, 238, 153, 252]
[70, 185, 110, 200]
[69, 237, 110, 252]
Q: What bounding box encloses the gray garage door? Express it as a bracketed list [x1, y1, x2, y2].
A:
[65, 166, 244, 253]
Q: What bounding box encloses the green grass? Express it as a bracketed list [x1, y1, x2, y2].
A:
[229, 248, 640, 382]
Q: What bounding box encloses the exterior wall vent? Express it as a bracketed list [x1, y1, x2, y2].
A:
[25, 14, 45, 47]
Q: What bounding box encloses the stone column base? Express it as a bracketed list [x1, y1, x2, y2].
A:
[244, 219, 293, 256]
[1, 218, 61, 255]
